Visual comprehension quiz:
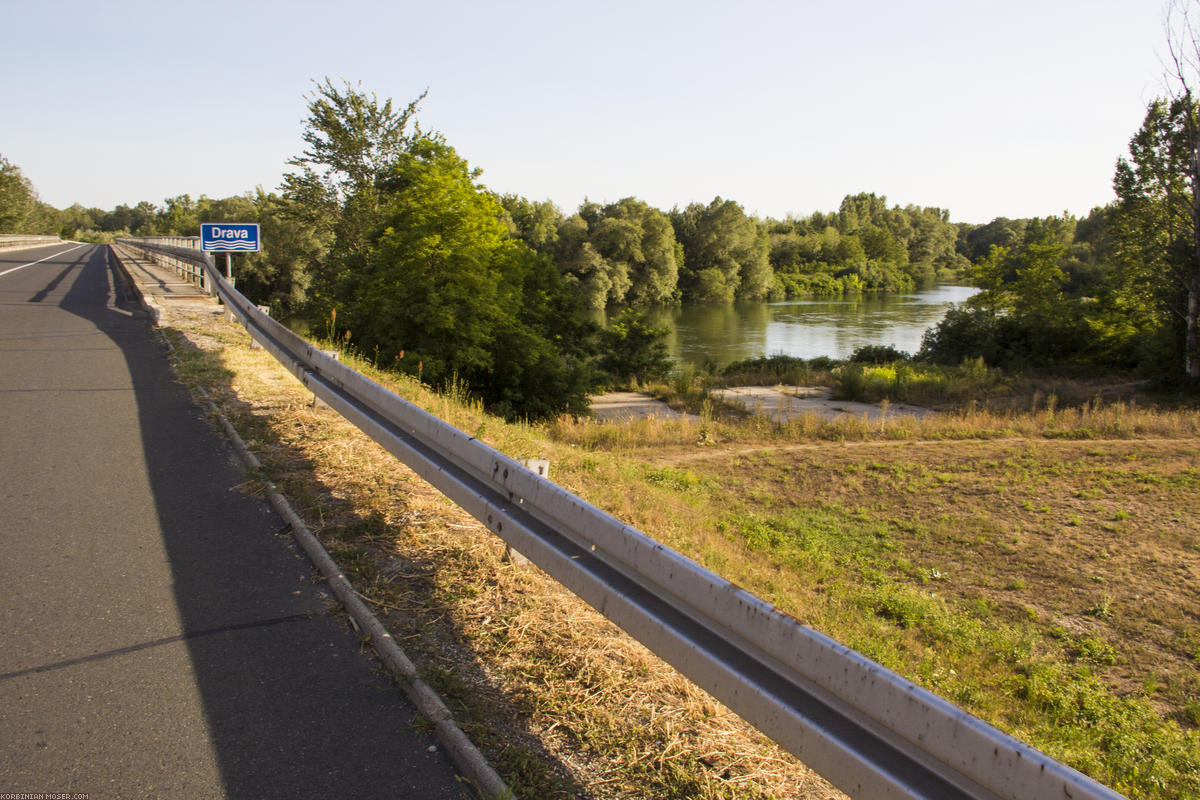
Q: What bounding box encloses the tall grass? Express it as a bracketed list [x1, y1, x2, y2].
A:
[834, 358, 999, 405]
[831, 359, 1180, 417]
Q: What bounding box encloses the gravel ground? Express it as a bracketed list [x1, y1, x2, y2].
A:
[589, 386, 932, 422]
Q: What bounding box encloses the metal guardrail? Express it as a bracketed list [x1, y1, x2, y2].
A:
[114, 238, 1127, 800]
[0, 234, 61, 251]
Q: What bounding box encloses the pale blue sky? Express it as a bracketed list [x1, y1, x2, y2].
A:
[0, 0, 1171, 224]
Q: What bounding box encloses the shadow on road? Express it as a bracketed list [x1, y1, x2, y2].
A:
[53, 248, 468, 799]
[146, 264, 592, 798]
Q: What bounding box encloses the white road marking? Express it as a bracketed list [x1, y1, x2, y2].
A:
[0, 243, 90, 278]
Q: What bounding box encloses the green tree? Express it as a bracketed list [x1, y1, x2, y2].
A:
[551, 198, 679, 308]
[331, 137, 594, 419]
[672, 197, 771, 302]
[231, 190, 325, 316]
[554, 214, 616, 309]
[104, 201, 159, 236]
[592, 198, 678, 306]
[158, 194, 199, 235]
[1109, 1, 1200, 378]
[27, 202, 60, 236]
[834, 233, 867, 266]
[343, 139, 513, 380]
[893, 205, 961, 283]
[1062, 206, 1118, 297]
[499, 194, 561, 254]
[0, 156, 62, 237]
[767, 194, 964, 296]
[922, 226, 1094, 367]
[860, 224, 908, 267]
[60, 204, 101, 239]
[596, 310, 672, 385]
[1113, 94, 1200, 378]
[973, 241, 1069, 321]
[0, 155, 40, 233]
[200, 193, 258, 224]
[282, 78, 427, 305]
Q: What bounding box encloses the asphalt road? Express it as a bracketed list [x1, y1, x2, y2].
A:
[0, 244, 470, 798]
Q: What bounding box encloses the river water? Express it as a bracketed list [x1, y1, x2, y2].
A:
[634, 285, 979, 368]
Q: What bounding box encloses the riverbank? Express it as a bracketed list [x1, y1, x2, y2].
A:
[590, 391, 698, 422]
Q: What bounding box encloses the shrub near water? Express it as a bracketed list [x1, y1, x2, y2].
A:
[835, 358, 998, 405]
[717, 354, 834, 387]
[714, 351, 1004, 409]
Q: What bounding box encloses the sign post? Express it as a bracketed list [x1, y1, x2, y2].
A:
[200, 223, 261, 288]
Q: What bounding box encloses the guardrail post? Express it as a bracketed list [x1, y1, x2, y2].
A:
[505, 458, 550, 566]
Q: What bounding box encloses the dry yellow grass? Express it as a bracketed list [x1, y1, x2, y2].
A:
[158, 301, 844, 800]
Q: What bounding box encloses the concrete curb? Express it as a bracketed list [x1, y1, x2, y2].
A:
[117, 245, 511, 800]
[210, 410, 511, 800]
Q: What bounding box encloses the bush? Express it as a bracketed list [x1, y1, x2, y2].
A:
[834, 262, 916, 293]
[597, 310, 672, 386]
[850, 344, 911, 364]
[835, 363, 895, 401]
[721, 354, 814, 385]
[775, 270, 847, 297]
[917, 306, 1093, 371]
[834, 358, 1002, 405]
[807, 355, 839, 371]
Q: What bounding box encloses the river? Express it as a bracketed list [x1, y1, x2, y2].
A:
[632, 285, 979, 368]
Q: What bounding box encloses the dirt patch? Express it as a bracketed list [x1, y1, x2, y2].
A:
[590, 391, 699, 422]
[589, 387, 932, 423]
[713, 385, 933, 421]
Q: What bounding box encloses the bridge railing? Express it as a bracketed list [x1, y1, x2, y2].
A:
[0, 234, 61, 251]
[114, 237, 208, 291]
[112, 236, 1126, 800]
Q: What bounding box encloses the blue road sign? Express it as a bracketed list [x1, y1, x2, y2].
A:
[200, 223, 261, 252]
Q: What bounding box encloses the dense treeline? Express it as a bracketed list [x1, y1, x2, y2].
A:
[37, 182, 970, 313]
[917, 92, 1200, 381]
[918, 209, 1126, 365]
[2, 103, 985, 422]
[3, 133, 1188, 393]
[501, 191, 968, 305]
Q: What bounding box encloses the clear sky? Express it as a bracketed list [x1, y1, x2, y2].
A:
[0, 0, 1172, 225]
